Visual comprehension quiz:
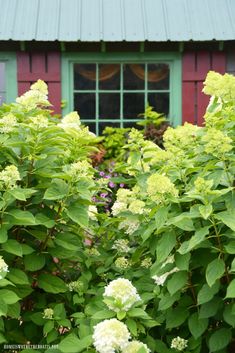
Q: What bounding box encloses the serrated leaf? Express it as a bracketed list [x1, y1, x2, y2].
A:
[157, 231, 176, 263]
[7, 209, 35, 225]
[199, 204, 213, 219]
[226, 279, 235, 298]
[155, 206, 168, 229]
[8, 188, 37, 201]
[178, 226, 210, 255]
[206, 258, 225, 287]
[169, 215, 195, 231]
[208, 328, 232, 352]
[44, 179, 69, 200]
[167, 271, 188, 295]
[188, 313, 208, 339]
[38, 274, 67, 294]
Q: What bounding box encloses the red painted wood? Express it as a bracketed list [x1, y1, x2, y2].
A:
[17, 52, 61, 115]
[182, 51, 226, 126]
[182, 82, 195, 124]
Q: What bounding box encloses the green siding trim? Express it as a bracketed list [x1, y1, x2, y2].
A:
[0, 52, 17, 103]
[62, 52, 182, 129]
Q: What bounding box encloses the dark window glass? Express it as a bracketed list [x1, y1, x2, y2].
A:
[99, 64, 120, 90]
[74, 93, 96, 119]
[123, 121, 141, 129]
[147, 64, 169, 90]
[99, 93, 120, 119]
[74, 64, 96, 90]
[123, 93, 145, 119]
[84, 122, 96, 134]
[124, 64, 145, 90]
[148, 92, 169, 116]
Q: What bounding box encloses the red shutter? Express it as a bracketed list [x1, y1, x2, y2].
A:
[17, 52, 61, 115]
[182, 51, 225, 126]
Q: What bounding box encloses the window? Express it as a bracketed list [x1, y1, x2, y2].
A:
[62, 53, 181, 135]
[0, 53, 17, 105]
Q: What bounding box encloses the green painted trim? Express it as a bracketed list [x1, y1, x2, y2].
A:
[0, 52, 17, 103]
[62, 52, 182, 129]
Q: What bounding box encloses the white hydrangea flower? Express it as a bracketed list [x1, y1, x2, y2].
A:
[115, 257, 130, 270]
[141, 257, 152, 268]
[29, 115, 49, 129]
[93, 319, 131, 353]
[118, 219, 140, 235]
[124, 340, 151, 353]
[30, 79, 48, 95]
[88, 205, 98, 221]
[128, 200, 145, 214]
[58, 112, 81, 131]
[103, 278, 141, 312]
[67, 280, 84, 292]
[112, 201, 127, 216]
[171, 336, 188, 351]
[43, 308, 54, 319]
[0, 165, 21, 189]
[66, 160, 93, 180]
[0, 113, 18, 133]
[112, 239, 130, 253]
[16, 80, 50, 109]
[0, 256, 9, 279]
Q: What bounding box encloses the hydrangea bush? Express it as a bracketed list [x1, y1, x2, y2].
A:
[0, 71, 234, 353]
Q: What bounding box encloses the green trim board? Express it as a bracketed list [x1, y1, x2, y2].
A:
[62, 52, 182, 134]
[0, 52, 17, 104]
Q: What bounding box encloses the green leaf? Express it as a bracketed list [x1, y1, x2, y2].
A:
[128, 308, 151, 320]
[0, 332, 6, 344]
[55, 232, 80, 251]
[199, 204, 213, 219]
[158, 292, 180, 311]
[178, 226, 210, 255]
[215, 210, 235, 231]
[224, 241, 235, 254]
[2, 239, 23, 257]
[44, 179, 69, 200]
[43, 320, 54, 335]
[188, 313, 208, 339]
[175, 253, 191, 271]
[38, 274, 67, 294]
[169, 214, 195, 231]
[92, 310, 115, 320]
[0, 289, 20, 304]
[117, 311, 126, 320]
[0, 298, 8, 316]
[7, 209, 35, 225]
[8, 188, 37, 201]
[223, 303, 235, 328]
[142, 222, 156, 242]
[226, 279, 235, 298]
[7, 302, 21, 318]
[66, 204, 89, 228]
[59, 334, 92, 353]
[199, 297, 221, 319]
[24, 253, 46, 271]
[30, 312, 45, 326]
[208, 328, 232, 352]
[126, 318, 137, 336]
[206, 258, 225, 287]
[157, 231, 176, 263]
[197, 282, 220, 305]
[35, 213, 55, 228]
[155, 206, 168, 229]
[0, 225, 8, 243]
[166, 307, 189, 329]
[167, 271, 188, 295]
[7, 269, 30, 285]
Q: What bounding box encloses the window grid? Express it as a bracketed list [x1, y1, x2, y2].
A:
[62, 52, 182, 134]
[73, 62, 171, 135]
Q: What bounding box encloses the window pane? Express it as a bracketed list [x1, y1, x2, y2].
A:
[99, 93, 120, 119]
[123, 121, 141, 129]
[99, 64, 120, 90]
[124, 64, 145, 90]
[74, 64, 96, 90]
[147, 64, 169, 90]
[0, 62, 6, 91]
[148, 92, 169, 116]
[99, 122, 121, 134]
[123, 93, 145, 119]
[74, 93, 95, 119]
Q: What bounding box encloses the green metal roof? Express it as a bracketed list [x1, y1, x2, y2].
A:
[0, 0, 234, 42]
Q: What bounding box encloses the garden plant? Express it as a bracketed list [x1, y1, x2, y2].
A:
[0, 71, 234, 353]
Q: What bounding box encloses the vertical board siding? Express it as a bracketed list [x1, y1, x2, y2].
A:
[182, 51, 226, 125]
[17, 52, 61, 114]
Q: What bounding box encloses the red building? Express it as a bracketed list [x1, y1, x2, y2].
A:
[0, 0, 234, 134]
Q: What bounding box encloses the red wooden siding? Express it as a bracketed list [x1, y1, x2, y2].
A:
[17, 52, 61, 115]
[182, 51, 226, 125]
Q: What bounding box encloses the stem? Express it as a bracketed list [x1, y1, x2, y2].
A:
[188, 272, 198, 310]
[40, 203, 63, 251]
